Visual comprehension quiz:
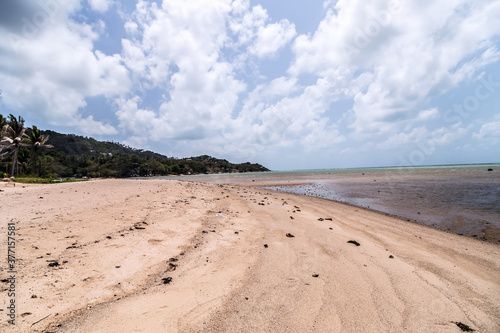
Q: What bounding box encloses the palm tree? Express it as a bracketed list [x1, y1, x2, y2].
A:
[0, 114, 28, 176]
[26, 125, 53, 175]
[0, 114, 6, 129]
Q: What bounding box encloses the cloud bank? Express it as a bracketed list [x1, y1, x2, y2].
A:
[0, 0, 499, 169]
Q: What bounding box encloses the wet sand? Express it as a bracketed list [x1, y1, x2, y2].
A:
[1, 179, 499, 332]
[264, 166, 500, 243]
[171, 165, 500, 243]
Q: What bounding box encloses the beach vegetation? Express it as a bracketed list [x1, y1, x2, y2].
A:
[0, 114, 28, 176]
[0, 113, 269, 179]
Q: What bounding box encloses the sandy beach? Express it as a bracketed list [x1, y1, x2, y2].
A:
[1, 179, 499, 332]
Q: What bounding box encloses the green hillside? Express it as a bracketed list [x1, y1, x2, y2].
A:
[0, 114, 269, 178]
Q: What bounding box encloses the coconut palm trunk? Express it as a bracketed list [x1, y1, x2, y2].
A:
[26, 125, 53, 176]
[0, 115, 28, 177]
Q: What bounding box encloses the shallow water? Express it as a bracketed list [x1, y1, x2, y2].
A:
[161, 164, 500, 243]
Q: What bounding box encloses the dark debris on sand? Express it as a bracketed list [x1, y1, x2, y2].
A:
[455, 322, 475, 331]
[347, 240, 360, 246]
[286, 233, 295, 238]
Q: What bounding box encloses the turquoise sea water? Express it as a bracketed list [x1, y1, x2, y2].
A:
[159, 164, 500, 242]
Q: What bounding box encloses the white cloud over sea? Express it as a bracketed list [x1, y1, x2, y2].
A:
[0, 0, 499, 170]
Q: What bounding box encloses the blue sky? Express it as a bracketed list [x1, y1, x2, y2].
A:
[0, 0, 499, 170]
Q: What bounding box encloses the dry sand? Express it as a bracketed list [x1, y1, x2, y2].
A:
[0, 179, 499, 332]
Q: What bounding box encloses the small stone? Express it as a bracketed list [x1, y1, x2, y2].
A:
[347, 240, 360, 246]
[389, 255, 394, 259]
[455, 322, 474, 332]
[162, 277, 172, 285]
[264, 244, 268, 248]
[286, 233, 295, 238]
[312, 274, 319, 278]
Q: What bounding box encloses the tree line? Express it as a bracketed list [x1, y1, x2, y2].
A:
[0, 114, 52, 177]
[0, 114, 269, 179]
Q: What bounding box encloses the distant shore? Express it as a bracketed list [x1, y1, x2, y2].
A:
[1, 178, 499, 332]
[166, 164, 500, 244]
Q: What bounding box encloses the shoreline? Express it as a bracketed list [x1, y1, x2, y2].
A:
[257, 183, 500, 244]
[1, 179, 499, 332]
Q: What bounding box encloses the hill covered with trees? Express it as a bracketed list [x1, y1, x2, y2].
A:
[0, 114, 269, 178]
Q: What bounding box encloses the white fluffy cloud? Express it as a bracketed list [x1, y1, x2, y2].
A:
[1, 0, 499, 168]
[473, 121, 500, 141]
[0, 0, 128, 134]
[88, 0, 113, 13]
[290, 0, 500, 139]
[249, 19, 296, 58]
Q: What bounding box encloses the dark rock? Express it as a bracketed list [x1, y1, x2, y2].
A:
[106, 236, 112, 239]
[347, 240, 360, 246]
[202, 230, 208, 234]
[318, 218, 324, 221]
[264, 244, 268, 248]
[487, 168, 493, 171]
[48, 261, 59, 267]
[389, 255, 394, 259]
[290, 216, 294, 219]
[286, 233, 295, 238]
[455, 322, 474, 331]
[169, 258, 178, 262]
[312, 274, 319, 278]
[235, 231, 239, 234]
[31, 295, 37, 298]
[325, 218, 333, 221]
[329, 227, 333, 230]
[162, 277, 172, 285]
[134, 226, 145, 230]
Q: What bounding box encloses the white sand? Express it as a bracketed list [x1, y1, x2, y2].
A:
[1, 179, 499, 332]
